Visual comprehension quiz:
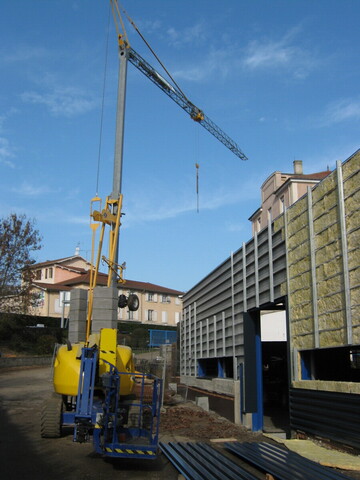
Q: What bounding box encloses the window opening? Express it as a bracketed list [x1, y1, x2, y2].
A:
[300, 346, 360, 382]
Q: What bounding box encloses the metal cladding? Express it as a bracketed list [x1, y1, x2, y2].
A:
[290, 387, 360, 450]
[160, 441, 258, 480]
[225, 442, 353, 480]
[160, 441, 354, 480]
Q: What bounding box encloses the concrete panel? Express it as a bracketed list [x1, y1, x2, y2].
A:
[68, 288, 88, 343]
[196, 396, 209, 411]
[91, 286, 118, 332]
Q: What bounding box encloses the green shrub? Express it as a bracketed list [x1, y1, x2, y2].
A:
[36, 335, 57, 355]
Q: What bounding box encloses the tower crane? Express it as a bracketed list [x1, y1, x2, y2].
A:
[110, 0, 248, 163]
[106, 0, 248, 283]
[40, 1, 248, 464]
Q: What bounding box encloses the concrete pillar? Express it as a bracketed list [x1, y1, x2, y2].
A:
[68, 288, 88, 343]
[91, 286, 118, 333]
[234, 380, 241, 425]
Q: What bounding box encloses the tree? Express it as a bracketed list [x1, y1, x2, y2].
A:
[0, 213, 42, 313]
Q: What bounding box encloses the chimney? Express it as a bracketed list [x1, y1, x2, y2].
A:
[75, 244, 80, 256]
[293, 160, 303, 175]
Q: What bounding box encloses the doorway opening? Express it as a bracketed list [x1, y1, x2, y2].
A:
[261, 310, 289, 434]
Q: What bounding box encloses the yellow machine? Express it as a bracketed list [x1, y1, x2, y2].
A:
[53, 329, 135, 397]
[43, 326, 162, 457]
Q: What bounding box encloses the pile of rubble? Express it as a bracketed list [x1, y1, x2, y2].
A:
[160, 404, 264, 442]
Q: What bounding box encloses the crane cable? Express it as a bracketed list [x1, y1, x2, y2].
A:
[116, 1, 189, 101]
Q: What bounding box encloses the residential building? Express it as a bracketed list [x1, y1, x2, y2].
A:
[249, 160, 330, 235]
[27, 256, 183, 327]
[28, 255, 90, 319]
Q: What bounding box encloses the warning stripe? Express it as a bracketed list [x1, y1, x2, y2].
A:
[105, 447, 155, 455]
[100, 350, 115, 354]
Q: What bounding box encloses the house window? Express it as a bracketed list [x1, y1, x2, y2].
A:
[147, 292, 154, 302]
[279, 195, 285, 214]
[59, 291, 70, 304]
[32, 291, 44, 307]
[161, 295, 170, 303]
[45, 268, 53, 279]
[128, 310, 134, 320]
[147, 310, 154, 321]
[35, 270, 41, 280]
[162, 311, 168, 324]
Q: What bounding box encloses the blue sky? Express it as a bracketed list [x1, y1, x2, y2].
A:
[1, 1, 359, 292]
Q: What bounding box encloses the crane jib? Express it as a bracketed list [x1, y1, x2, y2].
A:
[127, 47, 248, 161]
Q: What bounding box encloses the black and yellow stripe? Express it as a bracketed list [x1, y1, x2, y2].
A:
[105, 447, 155, 455]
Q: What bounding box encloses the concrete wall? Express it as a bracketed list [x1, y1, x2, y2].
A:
[0, 356, 52, 368]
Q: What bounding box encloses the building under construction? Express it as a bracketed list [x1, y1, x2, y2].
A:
[180, 149, 360, 450]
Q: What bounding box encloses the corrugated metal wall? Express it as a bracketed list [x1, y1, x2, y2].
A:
[181, 221, 287, 377]
[290, 387, 360, 449]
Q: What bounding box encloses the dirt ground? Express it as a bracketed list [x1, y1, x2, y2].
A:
[0, 366, 359, 480]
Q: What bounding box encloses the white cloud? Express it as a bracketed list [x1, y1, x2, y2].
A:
[135, 19, 162, 36]
[11, 181, 58, 197]
[0, 137, 15, 168]
[123, 177, 258, 226]
[243, 26, 315, 78]
[171, 25, 315, 83]
[226, 222, 246, 233]
[323, 98, 360, 124]
[173, 48, 232, 82]
[2, 45, 47, 63]
[21, 86, 98, 117]
[244, 40, 293, 68]
[166, 22, 207, 47]
[65, 215, 89, 225]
